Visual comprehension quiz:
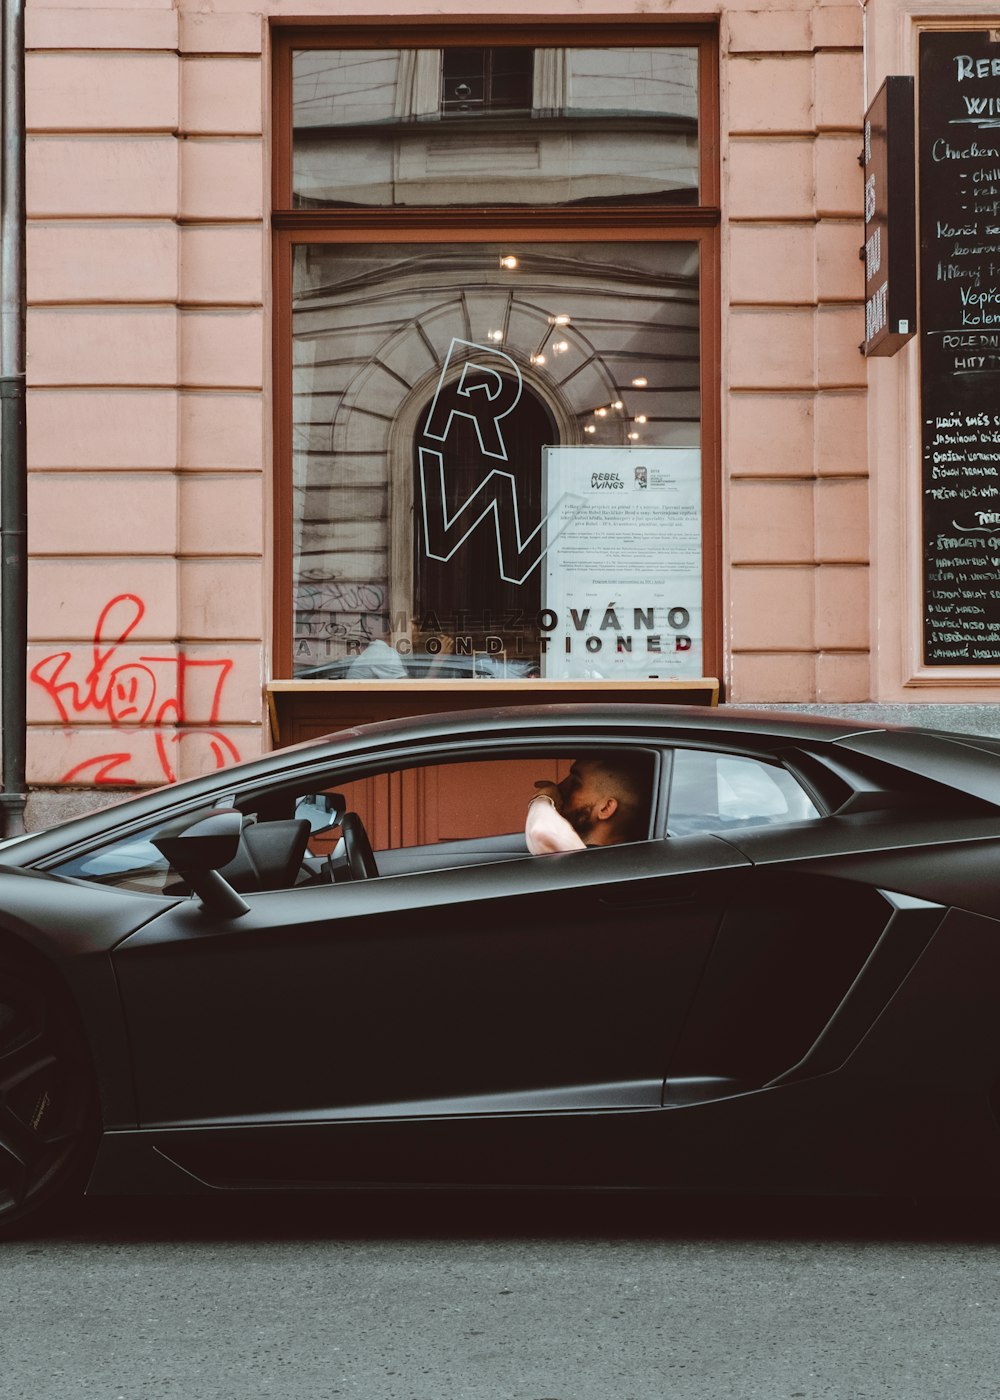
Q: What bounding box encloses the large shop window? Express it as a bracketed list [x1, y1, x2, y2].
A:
[273, 27, 720, 685]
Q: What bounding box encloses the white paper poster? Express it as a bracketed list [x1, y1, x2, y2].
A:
[541, 447, 702, 679]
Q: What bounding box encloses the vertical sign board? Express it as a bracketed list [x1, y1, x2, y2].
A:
[920, 32, 1000, 664]
[863, 76, 917, 356]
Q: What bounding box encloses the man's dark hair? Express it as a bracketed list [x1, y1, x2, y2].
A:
[582, 750, 652, 840]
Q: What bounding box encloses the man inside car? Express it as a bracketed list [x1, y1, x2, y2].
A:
[526, 752, 650, 854]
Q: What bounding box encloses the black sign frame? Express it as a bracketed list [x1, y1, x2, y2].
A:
[863, 76, 917, 357]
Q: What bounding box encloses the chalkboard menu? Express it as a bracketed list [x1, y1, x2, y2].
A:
[921, 31, 1000, 665]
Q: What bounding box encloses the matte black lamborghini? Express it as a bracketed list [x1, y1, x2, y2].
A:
[4, 702, 1000, 1236]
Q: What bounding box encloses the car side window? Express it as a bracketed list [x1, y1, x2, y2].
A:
[667, 749, 821, 835]
[328, 751, 656, 860]
[48, 748, 659, 893]
[49, 832, 176, 894]
[48, 797, 332, 896]
[49, 810, 324, 897]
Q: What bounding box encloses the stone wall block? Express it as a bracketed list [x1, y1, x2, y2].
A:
[815, 477, 869, 561]
[180, 139, 264, 220]
[180, 12, 264, 55]
[180, 309, 264, 389]
[179, 474, 263, 556]
[180, 226, 264, 306]
[27, 53, 179, 132]
[181, 58, 263, 136]
[180, 392, 264, 470]
[727, 394, 814, 476]
[727, 138, 815, 220]
[178, 558, 263, 640]
[811, 5, 863, 50]
[29, 472, 178, 556]
[730, 566, 816, 650]
[728, 651, 817, 702]
[171, 726, 262, 782]
[28, 307, 178, 388]
[726, 10, 812, 55]
[29, 136, 179, 218]
[815, 305, 867, 388]
[162, 644, 264, 725]
[28, 389, 178, 470]
[815, 391, 867, 474]
[29, 222, 179, 304]
[814, 564, 870, 648]
[729, 308, 815, 390]
[27, 643, 182, 727]
[729, 223, 815, 305]
[730, 479, 815, 564]
[816, 650, 871, 702]
[814, 49, 863, 132]
[728, 55, 813, 134]
[27, 8, 178, 51]
[28, 557, 179, 641]
[26, 728, 177, 787]
[815, 134, 864, 217]
[816, 219, 865, 302]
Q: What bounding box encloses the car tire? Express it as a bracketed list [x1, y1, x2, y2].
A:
[0, 947, 98, 1240]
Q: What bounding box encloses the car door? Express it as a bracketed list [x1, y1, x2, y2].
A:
[660, 746, 950, 1098]
[110, 827, 752, 1190]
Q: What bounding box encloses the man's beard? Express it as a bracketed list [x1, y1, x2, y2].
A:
[564, 802, 596, 839]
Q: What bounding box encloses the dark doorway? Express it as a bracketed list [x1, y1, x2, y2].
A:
[412, 377, 557, 672]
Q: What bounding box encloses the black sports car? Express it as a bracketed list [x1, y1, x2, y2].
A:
[4, 701, 1000, 1236]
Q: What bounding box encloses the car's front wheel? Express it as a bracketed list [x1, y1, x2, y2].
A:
[0, 948, 97, 1239]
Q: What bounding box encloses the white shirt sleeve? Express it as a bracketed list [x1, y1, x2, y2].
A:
[525, 797, 587, 854]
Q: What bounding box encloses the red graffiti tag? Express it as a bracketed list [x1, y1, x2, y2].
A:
[31, 594, 241, 785]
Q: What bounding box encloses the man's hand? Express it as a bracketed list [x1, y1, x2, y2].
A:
[526, 780, 585, 854]
[531, 779, 563, 810]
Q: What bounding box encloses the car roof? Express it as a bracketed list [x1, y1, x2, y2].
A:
[281, 702, 893, 753]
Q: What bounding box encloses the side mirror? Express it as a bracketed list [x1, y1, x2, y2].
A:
[152, 809, 250, 918]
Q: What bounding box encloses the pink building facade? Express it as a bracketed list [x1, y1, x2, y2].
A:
[18, 0, 1000, 824]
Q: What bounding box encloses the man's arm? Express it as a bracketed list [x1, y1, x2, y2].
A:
[525, 794, 586, 854]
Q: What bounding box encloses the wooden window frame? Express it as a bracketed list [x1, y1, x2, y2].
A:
[271, 18, 722, 683]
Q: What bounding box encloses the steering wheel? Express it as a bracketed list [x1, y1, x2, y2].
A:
[340, 812, 379, 880]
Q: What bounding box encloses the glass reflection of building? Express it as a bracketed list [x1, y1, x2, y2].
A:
[281, 43, 713, 682]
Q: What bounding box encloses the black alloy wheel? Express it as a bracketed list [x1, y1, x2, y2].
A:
[0, 950, 97, 1239]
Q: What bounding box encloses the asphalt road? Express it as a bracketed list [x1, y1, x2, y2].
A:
[2, 1193, 999, 1400]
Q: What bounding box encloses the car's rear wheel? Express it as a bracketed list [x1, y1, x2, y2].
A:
[0, 949, 97, 1239]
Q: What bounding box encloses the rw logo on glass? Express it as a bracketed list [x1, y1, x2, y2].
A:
[417, 338, 583, 585]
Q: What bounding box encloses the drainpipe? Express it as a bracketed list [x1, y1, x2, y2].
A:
[0, 0, 27, 837]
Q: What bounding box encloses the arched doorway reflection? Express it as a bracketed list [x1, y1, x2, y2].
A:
[411, 376, 558, 674]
